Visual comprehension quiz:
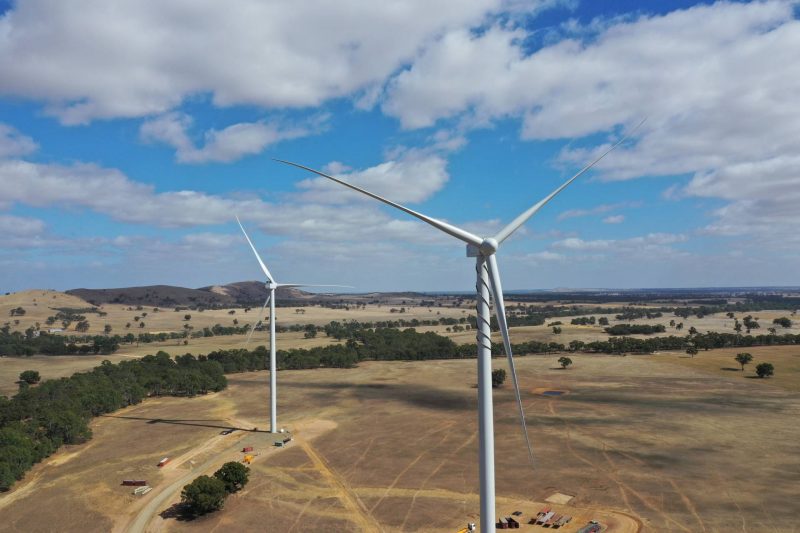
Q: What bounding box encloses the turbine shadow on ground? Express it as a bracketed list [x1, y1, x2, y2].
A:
[276, 380, 475, 412]
[99, 414, 268, 432]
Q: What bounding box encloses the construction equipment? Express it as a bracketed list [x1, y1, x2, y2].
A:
[243, 454, 254, 464]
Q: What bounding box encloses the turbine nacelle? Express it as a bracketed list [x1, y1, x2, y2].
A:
[467, 238, 499, 257]
[265, 281, 278, 290]
[480, 238, 498, 255]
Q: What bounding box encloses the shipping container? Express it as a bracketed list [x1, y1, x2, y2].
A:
[121, 480, 147, 486]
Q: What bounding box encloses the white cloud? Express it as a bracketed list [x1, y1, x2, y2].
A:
[0, 214, 45, 238]
[521, 250, 565, 263]
[140, 112, 324, 163]
[557, 201, 639, 220]
[0, 123, 37, 158]
[296, 152, 450, 204]
[0, 155, 458, 247]
[382, 1, 800, 247]
[0, 0, 548, 124]
[0, 159, 265, 226]
[602, 214, 624, 224]
[553, 232, 687, 253]
[685, 155, 800, 244]
[384, 1, 797, 142]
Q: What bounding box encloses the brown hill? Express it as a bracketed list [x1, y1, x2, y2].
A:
[65, 282, 355, 308]
[66, 285, 231, 307]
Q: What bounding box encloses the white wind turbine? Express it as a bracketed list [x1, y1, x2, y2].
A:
[236, 216, 349, 433]
[275, 125, 640, 531]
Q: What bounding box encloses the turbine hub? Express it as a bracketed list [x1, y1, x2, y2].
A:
[479, 238, 498, 255]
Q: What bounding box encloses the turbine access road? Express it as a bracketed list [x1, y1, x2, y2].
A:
[121, 417, 334, 533]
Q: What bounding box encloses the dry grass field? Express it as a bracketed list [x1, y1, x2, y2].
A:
[0, 290, 472, 336]
[653, 345, 800, 392]
[1, 351, 798, 532]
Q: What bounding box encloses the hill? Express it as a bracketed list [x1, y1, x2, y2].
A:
[65, 281, 358, 307]
[67, 285, 231, 307]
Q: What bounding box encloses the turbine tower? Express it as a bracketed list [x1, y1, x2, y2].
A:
[236, 216, 348, 433]
[275, 125, 639, 531]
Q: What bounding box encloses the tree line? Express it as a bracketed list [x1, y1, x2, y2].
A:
[0, 327, 119, 356]
[0, 352, 227, 491]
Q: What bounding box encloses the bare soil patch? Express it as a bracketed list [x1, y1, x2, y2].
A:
[546, 492, 575, 504]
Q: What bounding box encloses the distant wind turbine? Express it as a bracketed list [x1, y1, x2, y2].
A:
[236, 216, 350, 433]
[274, 122, 642, 531]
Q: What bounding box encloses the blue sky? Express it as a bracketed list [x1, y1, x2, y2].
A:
[1, 0, 798, 292]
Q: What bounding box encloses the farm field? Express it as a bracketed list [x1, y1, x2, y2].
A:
[1, 352, 798, 531]
[653, 345, 800, 392]
[0, 290, 473, 336]
[6, 290, 798, 342]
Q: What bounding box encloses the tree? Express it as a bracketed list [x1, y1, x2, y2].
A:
[184, 314, 192, 321]
[735, 352, 753, 372]
[491, 368, 506, 388]
[773, 317, 792, 328]
[734, 321, 742, 333]
[558, 356, 573, 369]
[19, 370, 40, 384]
[139, 322, 145, 328]
[568, 340, 585, 352]
[598, 317, 609, 326]
[686, 346, 698, 358]
[755, 362, 774, 378]
[104, 325, 113, 335]
[214, 462, 250, 493]
[688, 326, 698, 335]
[181, 475, 227, 516]
[552, 326, 562, 334]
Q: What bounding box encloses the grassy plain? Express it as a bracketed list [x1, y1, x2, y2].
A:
[1, 352, 799, 531]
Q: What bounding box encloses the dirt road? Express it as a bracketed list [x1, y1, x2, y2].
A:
[120, 422, 254, 533]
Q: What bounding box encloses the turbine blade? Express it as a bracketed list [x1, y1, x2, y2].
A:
[236, 216, 275, 283]
[486, 254, 535, 469]
[274, 159, 483, 247]
[494, 118, 646, 244]
[245, 294, 270, 347]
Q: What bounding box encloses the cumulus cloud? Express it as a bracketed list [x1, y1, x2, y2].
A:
[553, 233, 687, 255]
[0, 156, 460, 247]
[557, 201, 639, 221]
[296, 152, 450, 204]
[0, 123, 37, 158]
[685, 155, 800, 244]
[0, 159, 264, 226]
[140, 112, 326, 163]
[0, 214, 45, 238]
[0, 0, 543, 124]
[382, 1, 800, 246]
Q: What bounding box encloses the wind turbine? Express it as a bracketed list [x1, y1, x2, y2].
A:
[236, 216, 349, 434]
[274, 125, 640, 531]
